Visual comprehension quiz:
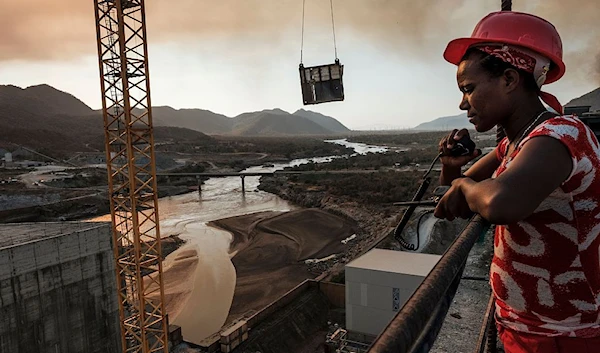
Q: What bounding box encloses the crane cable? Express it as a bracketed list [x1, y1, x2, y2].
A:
[300, 0, 306, 63]
[496, 0, 512, 144]
[330, 0, 338, 60]
[300, 0, 339, 64]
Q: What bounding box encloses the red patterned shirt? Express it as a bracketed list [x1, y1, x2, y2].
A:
[491, 115, 600, 337]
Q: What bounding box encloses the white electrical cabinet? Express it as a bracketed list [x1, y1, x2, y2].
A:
[345, 249, 441, 337]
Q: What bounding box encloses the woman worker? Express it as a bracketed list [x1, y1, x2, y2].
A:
[433, 11, 600, 353]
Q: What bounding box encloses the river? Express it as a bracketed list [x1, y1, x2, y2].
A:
[93, 139, 388, 343]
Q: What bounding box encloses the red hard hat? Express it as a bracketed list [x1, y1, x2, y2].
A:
[443, 11, 565, 84]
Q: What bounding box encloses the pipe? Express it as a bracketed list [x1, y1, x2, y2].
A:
[368, 215, 491, 353]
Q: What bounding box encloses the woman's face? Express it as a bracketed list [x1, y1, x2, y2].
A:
[456, 55, 512, 132]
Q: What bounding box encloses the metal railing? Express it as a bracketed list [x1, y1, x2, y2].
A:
[475, 294, 497, 353]
[367, 215, 492, 353]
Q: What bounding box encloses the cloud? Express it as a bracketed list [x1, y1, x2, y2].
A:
[1, 0, 598, 82]
[527, 1, 600, 82]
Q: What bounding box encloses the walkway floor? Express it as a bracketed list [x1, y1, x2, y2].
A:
[431, 227, 503, 353]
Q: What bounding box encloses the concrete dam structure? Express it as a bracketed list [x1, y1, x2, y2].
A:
[0, 222, 121, 353]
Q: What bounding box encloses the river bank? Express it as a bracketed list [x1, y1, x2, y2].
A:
[255, 166, 497, 353]
[0, 184, 193, 223]
[257, 173, 412, 280]
[151, 141, 396, 343]
[209, 208, 358, 324]
[5, 138, 433, 346]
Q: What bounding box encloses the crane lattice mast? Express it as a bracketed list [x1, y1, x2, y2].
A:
[93, 0, 169, 352]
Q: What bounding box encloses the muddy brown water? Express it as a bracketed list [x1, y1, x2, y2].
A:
[89, 139, 389, 343]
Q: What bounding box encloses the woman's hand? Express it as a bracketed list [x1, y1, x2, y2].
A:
[434, 178, 474, 221]
[439, 129, 481, 169]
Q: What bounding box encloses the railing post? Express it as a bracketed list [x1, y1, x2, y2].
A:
[241, 175, 245, 193]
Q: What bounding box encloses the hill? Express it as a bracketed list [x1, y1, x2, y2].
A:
[151, 106, 234, 134]
[23, 84, 94, 116]
[0, 85, 212, 156]
[292, 109, 350, 133]
[0, 84, 94, 118]
[413, 86, 600, 132]
[565, 87, 600, 111]
[151, 107, 350, 136]
[0, 83, 352, 156]
[231, 110, 333, 136]
[413, 113, 470, 131]
[153, 126, 214, 143]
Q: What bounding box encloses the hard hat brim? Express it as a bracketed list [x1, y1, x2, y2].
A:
[443, 37, 566, 84]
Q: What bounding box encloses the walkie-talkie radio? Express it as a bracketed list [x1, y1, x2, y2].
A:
[393, 134, 476, 251]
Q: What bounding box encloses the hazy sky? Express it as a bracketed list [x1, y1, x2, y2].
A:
[0, 0, 598, 129]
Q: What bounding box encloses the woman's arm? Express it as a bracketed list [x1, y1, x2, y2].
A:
[440, 147, 501, 185]
[455, 136, 572, 224]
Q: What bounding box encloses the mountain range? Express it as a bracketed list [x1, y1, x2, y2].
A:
[412, 113, 469, 131]
[151, 107, 350, 136]
[413, 87, 600, 131]
[0, 84, 350, 154]
[0, 85, 215, 155]
[2, 84, 598, 154]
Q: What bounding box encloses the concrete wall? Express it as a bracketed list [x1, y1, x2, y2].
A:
[0, 223, 121, 353]
[319, 282, 345, 309]
[234, 285, 330, 353]
[246, 280, 315, 328]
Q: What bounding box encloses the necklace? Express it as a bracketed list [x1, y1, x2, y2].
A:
[507, 110, 548, 157]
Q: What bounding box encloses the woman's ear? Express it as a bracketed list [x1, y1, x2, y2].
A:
[502, 68, 521, 93]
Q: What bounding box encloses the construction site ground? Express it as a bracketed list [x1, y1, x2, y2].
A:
[171, 223, 500, 353]
[431, 226, 501, 353]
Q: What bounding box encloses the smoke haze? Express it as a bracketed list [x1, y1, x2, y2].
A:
[0, 0, 598, 81]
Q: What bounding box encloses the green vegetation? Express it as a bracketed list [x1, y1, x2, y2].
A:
[282, 171, 435, 204]
[156, 162, 209, 187]
[166, 162, 207, 174]
[44, 168, 107, 188]
[259, 132, 485, 206]
[289, 148, 439, 172]
[348, 131, 448, 146]
[348, 131, 498, 149]
[0, 167, 33, 179]
[157, 136, 353, 160]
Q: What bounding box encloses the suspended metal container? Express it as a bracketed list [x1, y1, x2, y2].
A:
[299, 59, 345, 105]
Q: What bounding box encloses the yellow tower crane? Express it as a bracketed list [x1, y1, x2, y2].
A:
[93, 0, 169, 352]
[91, 0, 347, 352]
